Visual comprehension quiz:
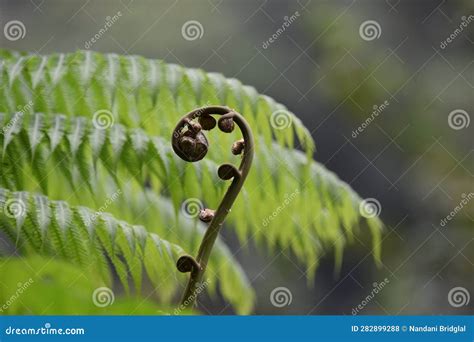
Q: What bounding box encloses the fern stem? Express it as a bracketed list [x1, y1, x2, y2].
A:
[172, 106, 254, 310]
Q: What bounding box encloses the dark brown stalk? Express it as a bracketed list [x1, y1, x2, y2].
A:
[171, 106, 254, 309]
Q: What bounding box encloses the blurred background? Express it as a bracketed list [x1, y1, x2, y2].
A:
[0, 0, 472, 315]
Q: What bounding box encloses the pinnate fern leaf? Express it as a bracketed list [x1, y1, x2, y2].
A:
[0, 50, 314, 155]
[0, 256, 195, 315]
[0, 187, 185, 302]
[0, 185, 255, 313]
[1, 112, 381, 276]
[0, 49, 384, 313]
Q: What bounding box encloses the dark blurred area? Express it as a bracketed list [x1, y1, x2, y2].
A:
[0, 0, 472, 315]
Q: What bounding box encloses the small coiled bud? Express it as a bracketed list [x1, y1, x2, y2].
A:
[186, 120, 202, 133]
[177, 255, 201, 273]
[199, 208, 215, 223]
[199, 115, 217, 130]
[176, 130, 209, 162]
[231, 139, 245, 155]
[218, 117, 234, 133]
[218, 164, 240, 180]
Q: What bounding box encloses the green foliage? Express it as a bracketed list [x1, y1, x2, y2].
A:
[0, 187, 254, 313]
[0, 50, 383, 314]
[0, 187, 184, 299]
[0, 256, 194, 315]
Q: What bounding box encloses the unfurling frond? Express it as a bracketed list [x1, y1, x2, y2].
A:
[0, 50, 384, 314]
[1, 112, 382, 277]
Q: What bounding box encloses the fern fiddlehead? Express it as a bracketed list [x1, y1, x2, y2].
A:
[172, 106, 254, 309]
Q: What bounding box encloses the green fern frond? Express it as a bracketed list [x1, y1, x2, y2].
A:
[0, 187, 185, 301]
[0, 186, 254, 313]
[0, 50, 384, 313]
[0, 256, 195, 315]
[0, 50, 314, 155]
[1, 112, 381, 277]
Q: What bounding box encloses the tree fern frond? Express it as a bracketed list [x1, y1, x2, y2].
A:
[0, 50, 385, 313]
[0, 50, 315, 155]
[0, 187, 186, 303]
[0, 186, 255, 313]
[0, 256, 195, 315]
[0, 49, 26, 60]
[1, 112, 382, 278]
